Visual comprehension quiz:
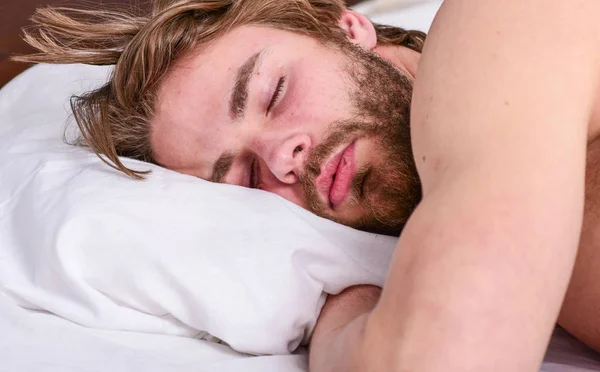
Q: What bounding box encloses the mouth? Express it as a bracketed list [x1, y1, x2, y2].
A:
[315, 142, 357, 209]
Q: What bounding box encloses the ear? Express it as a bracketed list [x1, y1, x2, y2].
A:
[338, 10, 377, 50]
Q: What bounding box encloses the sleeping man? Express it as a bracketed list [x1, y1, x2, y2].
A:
[16, 0, 600, 370]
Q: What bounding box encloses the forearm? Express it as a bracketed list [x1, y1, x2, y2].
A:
[311, 185, 581, 372]
[368, 177, 583, 371]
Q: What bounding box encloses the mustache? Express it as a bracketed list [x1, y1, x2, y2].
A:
[303, 119, 379, 178]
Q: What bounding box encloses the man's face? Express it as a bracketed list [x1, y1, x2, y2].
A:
[152, 25, 419, 235]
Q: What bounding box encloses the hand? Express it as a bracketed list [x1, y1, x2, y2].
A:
[309, 285, 381, 372]
[316, 285, 381, 337]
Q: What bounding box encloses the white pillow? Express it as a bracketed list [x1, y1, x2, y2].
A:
[0, 63, 398, 355]
[0, 2, 442, 355]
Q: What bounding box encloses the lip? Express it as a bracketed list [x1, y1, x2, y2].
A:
[315, 142, 357, 209]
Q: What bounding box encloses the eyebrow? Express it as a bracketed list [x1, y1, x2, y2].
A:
[210, 152, 237, 183]
[229, 50, 263, 120]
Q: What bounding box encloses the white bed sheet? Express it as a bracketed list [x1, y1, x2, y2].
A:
[3, 291, 600, 372]
[0, 294, 307, 372]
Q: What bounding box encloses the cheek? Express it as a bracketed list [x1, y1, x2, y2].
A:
[284, 80, 351, 136]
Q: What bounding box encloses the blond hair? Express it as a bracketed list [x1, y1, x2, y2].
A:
[14, 0, 426, 179]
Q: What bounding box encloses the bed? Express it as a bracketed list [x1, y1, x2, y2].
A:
[1, 1, 600, 371]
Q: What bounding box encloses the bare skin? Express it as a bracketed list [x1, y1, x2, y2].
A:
[146, 0, 600, 365]
[310, 0, 600, 371]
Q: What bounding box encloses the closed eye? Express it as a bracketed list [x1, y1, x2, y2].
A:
[266, 76, 286, 114]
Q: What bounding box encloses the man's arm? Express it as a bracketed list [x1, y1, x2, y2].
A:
[311, 0, 600, 370]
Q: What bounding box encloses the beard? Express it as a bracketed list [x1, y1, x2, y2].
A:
[300, 40, 422, 236]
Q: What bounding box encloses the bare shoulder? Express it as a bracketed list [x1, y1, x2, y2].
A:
[411, 0, 600, 191]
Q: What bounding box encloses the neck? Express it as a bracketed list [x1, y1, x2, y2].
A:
[374, 44, 421, 79]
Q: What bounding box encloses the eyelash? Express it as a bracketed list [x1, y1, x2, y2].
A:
[266, 76, 286, 114]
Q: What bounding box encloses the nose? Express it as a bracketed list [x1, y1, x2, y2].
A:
[256, 133, 312, 184]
